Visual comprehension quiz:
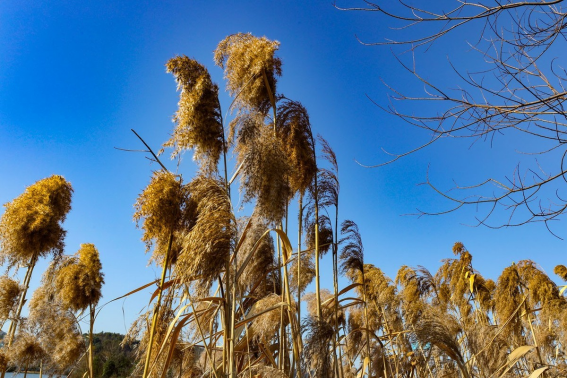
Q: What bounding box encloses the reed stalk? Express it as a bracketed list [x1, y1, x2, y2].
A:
[142, 232, 174, 378]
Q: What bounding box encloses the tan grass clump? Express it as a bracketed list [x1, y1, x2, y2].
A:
[134, 171, 192, 265]
[55, 243, 104, 312]
[176, 175, 235, 291]
[164, 56, 223, 174]
[554, 264, 567, 281]
[0, 275, 21, 321]
[276, 100, 317, 195]
[214, 33, 282, 113]
[0, 175, 72, 268]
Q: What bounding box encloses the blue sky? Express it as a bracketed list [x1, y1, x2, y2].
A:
[1, 1, 564, 334]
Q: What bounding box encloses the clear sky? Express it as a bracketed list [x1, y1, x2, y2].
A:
[1, 1, 564, 334]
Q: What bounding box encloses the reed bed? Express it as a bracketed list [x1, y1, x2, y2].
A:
[0, 33, 566, 378]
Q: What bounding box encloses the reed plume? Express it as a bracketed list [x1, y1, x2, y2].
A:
[435, 242, 474, 317]
[411, 312, 469, 378]
[176, 174, 235, 292]
[54, 244, 103, 378]
[214, 33, 282, 113]
[236, 215, 276, 297]
[339, 220, 364, 275]
[302, 316, 334, 378]
[134, 171, 192, 266]
[55, 243, 104, 312]
[0, 175, 72, 268]
[127, 295, 176, 377]
[0, 276, 20, 322]
[276, 100, 317, 195]
[304, 213, 333, 256]
[290, 248, 315, 295]
[234, 122, 292, 224]
[494, 264, 524, 342]
[317, 136, 339, 210]
[555, 265, 567, 281]
[250, 364, 289, 378]
[8, 330, 46, 374]
[29, 276, 85, 374]
[164, 56, 224, 174]
[0, 351, 6, 374]
[516, 260, 561, 309]
[248, 293, 284, 344]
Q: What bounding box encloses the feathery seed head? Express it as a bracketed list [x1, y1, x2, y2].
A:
[8, 331, 46, 369]
[55, 243, 104, 311]
[164, 56, 224, 174]
[236, 123, 292, 223]
[554, 264, 567, 281]
[248, 293, 283, 343]
[494, 264, 523, 340]
[237, 215, 276, 296]
[340, 220, 364, 275]
[276, 100, 317, 195]
[290, 247, 316, 295]
[0, 175, 72, 268]
[302, 316, 334, 378]
[134, 171, 193, 266]
[304, 213, 333, 257]
[176, 175, 235, 291]
[214, 33, 282, 112]
[0, 275, 21, 321]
